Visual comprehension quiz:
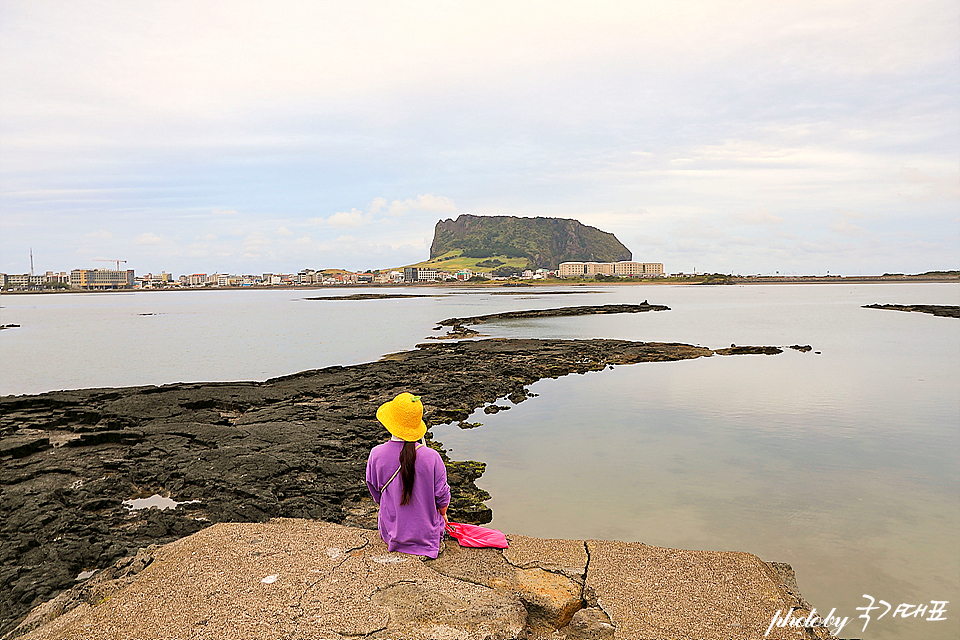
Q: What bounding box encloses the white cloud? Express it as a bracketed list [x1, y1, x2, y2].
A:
[325, 209, 370, 228]
[731, 208, 784, 225]
[386, 194, 458, 217]
[837, 209, 864, 219]
[241, 232, 273, 257]
[898, 168, 960, 201]
[831, 216, 868, 237]
[672, 220, 726, 240]
[135, 233, 163, 245]
[321, 194, 457, 227]
[1, 2, 955, 276]
[368, 197, 387, 214]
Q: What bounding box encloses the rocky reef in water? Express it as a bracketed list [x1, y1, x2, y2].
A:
[863, 303, 960, 318]
[431, 303, 668, 339]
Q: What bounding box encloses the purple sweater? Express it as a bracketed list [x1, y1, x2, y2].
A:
[365, 440, 451, 558]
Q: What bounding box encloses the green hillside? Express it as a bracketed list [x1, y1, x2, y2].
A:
[406, 250, 529, 274]
[429, 214, 632, 270]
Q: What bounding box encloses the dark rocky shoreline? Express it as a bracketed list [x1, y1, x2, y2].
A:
[863, 303, 960, 318]
[1, 337, 720, 635]
[436, 302, 669, 328]
[432, 302, 668, 339]
[306, 293, 441, 300]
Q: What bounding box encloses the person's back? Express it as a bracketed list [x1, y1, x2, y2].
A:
[365, 393, 450, 559]
[366, 439, 449, 557]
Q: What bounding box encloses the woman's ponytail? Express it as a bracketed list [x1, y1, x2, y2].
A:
[399, 440, 417, 505]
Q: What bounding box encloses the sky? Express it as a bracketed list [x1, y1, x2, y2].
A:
[1, 0, 958, 277]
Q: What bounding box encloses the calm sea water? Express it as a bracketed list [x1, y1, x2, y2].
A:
[2, 283, 958, 639]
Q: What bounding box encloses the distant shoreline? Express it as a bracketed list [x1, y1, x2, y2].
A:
[1, 273, 956, 295]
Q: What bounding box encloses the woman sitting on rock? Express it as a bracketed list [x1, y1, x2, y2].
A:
[366, 392, 450, 559]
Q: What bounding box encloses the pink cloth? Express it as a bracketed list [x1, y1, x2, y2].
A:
[366, 440, 450, 558]
[445, 522, 509, 549]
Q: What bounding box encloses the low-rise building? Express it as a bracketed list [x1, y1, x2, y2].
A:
[296, 270, 318, 285]
[135, 272, 174, 288]
[558, 261, 664, 278]
[70, 269, 135, 290]
[613, 262, 664, 277]
[375, 271, 404, 284]
[332, 272, 358, 284]
[401, 267, 440, 282]
[417, 269, 439, 282]
[4, 274, 45, 289]
[557, 262, 614, 277]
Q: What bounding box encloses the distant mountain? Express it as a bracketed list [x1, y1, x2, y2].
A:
[429, 214, 632, 270]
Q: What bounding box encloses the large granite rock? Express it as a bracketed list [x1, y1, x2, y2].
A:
[9, 519, 837, 640]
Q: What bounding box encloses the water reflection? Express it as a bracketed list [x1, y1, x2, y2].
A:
[122, 494, 200, 511]
[431, 297, 959, 640]
[3, 283, 957, 639]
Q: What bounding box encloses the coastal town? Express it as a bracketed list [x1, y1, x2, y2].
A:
[3, 262, 954, 292]
[0, 261, 667, 291]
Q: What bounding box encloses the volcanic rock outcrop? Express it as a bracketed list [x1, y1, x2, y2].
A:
[1, 338, 715, 634]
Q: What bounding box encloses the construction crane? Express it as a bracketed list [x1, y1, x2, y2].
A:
[94, 259, 128, 271]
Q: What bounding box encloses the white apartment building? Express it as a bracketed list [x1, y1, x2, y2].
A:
[558, 261, 664, 278]
[417, 268, 439, 282]
[613, 262, 664, 277]
[557, 262, 614, 277]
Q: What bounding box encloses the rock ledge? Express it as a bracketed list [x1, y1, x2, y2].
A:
[10, 519, 837, 640]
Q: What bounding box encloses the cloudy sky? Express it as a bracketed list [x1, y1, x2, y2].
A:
[1, 0, 957, 276]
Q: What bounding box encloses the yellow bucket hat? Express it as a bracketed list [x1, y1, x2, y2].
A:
[376, 392, 427, 442]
